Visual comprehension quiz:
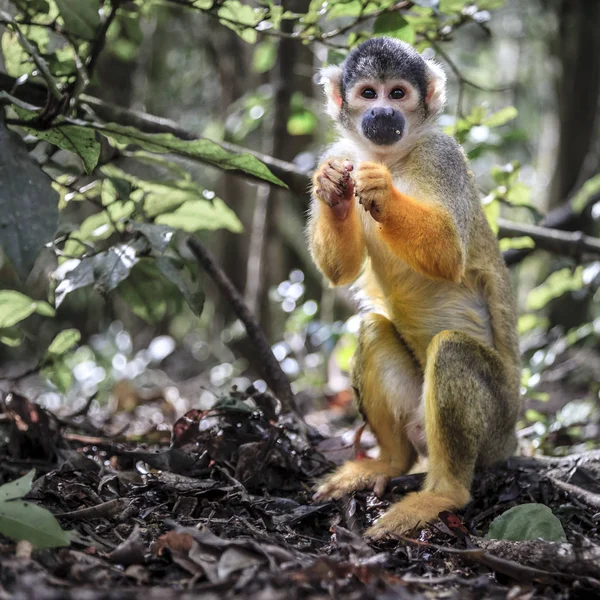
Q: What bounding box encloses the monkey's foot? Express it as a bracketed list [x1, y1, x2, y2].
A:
[354, 162, 392, 222]
[365, 488, 470, 540]
[313, 459, 403, 501]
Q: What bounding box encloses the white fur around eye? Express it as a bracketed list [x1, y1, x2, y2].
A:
[425, 59, 447, 115]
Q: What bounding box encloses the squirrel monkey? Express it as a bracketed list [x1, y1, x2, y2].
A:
[308, 38, 521, 539]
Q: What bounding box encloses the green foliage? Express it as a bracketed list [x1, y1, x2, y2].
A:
[0, 291, 55, 330]
[373, 12, 415, 44]
[0, 470, 71, 549]
[0, 123, 59, 280]
[55, 0, 100, 40]
[94, 123, 285, 187]
[16, 111, 100, 174]
[46, 328, 81, 358]
[527, 267, 584, 311]
[571, 173, 600, 214]
[253, 39, 277, 73]
[486, 504, 566, 542]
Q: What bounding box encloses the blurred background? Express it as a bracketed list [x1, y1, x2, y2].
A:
[1, 0, 599, 457]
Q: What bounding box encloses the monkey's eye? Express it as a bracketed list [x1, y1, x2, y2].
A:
[360, 88, 377, 99]
[389, 88, 406, 100]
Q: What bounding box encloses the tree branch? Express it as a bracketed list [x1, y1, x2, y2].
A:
[186, 236, 300, 418]
[498, 217, 600, 261]
[2, 73, 599, 267]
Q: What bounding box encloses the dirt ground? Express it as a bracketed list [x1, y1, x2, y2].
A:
[1, 388, 600, 599]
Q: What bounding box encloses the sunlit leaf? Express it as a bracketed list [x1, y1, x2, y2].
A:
[54, 239, 147, 307]
[0, 291, 55, 328]
[482, 106, 518, 128]
[527, 267, 584, 311]
[155, 198, 243, 233]
[0, 500, 71, 548]
[46, 328, 81, 358]
[482, 197, 500, 234]
[571, 173, 600, 214]
[499, 236, 534, 252]
[253, 38, 277, 73]
[486, 504, 566, 542]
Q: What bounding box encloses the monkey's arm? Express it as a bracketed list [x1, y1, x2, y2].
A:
[355, 137, 472, 283]
[308, 158, 366, 286]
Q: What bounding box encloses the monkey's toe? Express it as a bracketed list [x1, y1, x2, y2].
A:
[365, 490, 469, 540]
[313, 459, 399, 501]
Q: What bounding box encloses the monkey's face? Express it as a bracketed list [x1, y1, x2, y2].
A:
[319, 39, 447, 155]
[344, 79, 423, 149]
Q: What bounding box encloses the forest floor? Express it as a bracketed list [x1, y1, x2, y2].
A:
[1, 388, 600, 599]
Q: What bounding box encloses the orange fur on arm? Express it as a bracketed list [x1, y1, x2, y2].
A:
[379, 189, 465, 282]
[308, 202, 366, 286]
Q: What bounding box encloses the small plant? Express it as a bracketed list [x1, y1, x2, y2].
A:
[0, 470, 71, 548]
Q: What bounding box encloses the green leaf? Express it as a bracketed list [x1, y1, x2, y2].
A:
[373, 12, 415, 44]
[0, 328, 25, 347]
[46, 328, 81, 358]
[0, 500, 71, 548]
[486, 504, 566, 542]
[0, 123, 59, 279]
[482, 106, 518, 128]
[527, 267, 584, 311]
[253, 38, 277, 73]
[155, 198, 243, 233]
[499, 236, 535, 252]
[55, 0, 100, 40]
[20, 121, 100, 175]
[92, 123, 285, 187]
[0, 291, 55, 328]
[130, 223, 175, 253]
[217, 0, 267, 44]
[117, 260, 169, 323]
[54, 239, 146, 307]
[156, 257, 205, 317]
[0, 470, 35, 502]
[482, 197, 500, 234]
[571, 173, 600, 214]
[439, 0, 469, 13]
[287, 110, 318, 136]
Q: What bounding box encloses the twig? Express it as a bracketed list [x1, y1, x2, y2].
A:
[429, 38, 513, 94]
[0, 11, 62, 101]
[186, 236, 300, 418]
[498, 217, 600, 260]
[85, 1, 121, 82]
[399, 535, 560, 584]
[548, 477, 600, 511]
[55, 498, 130, 520]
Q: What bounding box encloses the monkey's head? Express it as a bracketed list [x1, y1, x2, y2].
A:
[320, 38, 447, 152]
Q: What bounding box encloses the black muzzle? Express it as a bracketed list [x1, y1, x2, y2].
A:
[361, 107, 405, 146]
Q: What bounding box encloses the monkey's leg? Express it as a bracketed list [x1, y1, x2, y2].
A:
[366, 330, 518, 539]
[314, 314, 422, 500]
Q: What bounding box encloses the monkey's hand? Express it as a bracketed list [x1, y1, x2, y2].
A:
[354, 162, 393, 223]
[313, 159, 355, 220]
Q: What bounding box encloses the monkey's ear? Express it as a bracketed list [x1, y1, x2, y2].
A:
[424, 59, 447, 115]
[319, 65, 343, 119]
